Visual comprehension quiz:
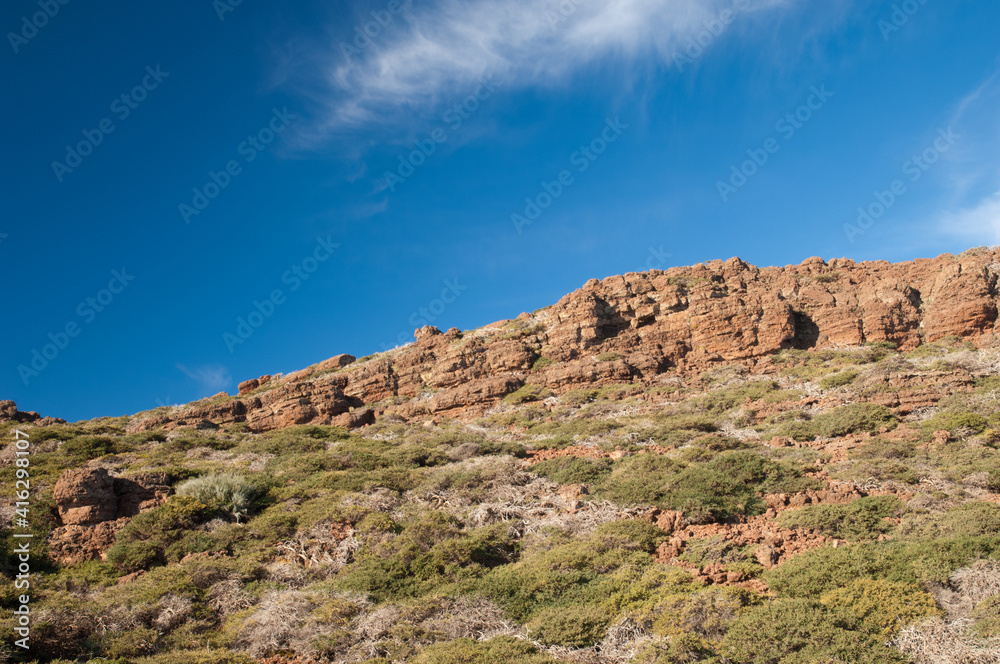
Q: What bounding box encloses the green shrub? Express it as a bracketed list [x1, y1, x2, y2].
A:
[898, 501, 1000, 539]
[665, 451, 816, 523]
[921, 410, 989, 436]
[776, 496, 901, 541]
[527, 604, 611, 647]
[176, 473, 265, 522]
[505, 384, 550, 404]
[532, 356, 556, 371]
[638, 413, 719, 447]
[413, 636, 558, 664]
[530, 456, 612, 485]
[693, 381, 779, 414]
[597, 352, 622, 362]
[767, 535, 1000, 598]
[678, 536, 758, 570]
[240, 424, 347, 455]
[636, 632, 716, 663]
[338, 513, 516, 602]
[971, 594, 1000, 638]
[720, 598, 909, 664]
[106, 496, 213, 571]
[102, 626, 159, 658]
[478, 530, 654, 622]
[819, 579, 941, 637]
[597, 453, 683, 506]
[773, 403, 896, 441]
[595, 450, 814, 522]
[61, 435, 128, 462]
[592, 519, 666, 553]
[819, 370, 859, 389]
[652, 586, 759, 640]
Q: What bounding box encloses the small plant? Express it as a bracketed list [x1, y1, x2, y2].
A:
[504, 384, 550, 404]
[920, 410, 989, 438]
[773, 403, 896, 441]
[820, 579, 941, 637]
[526, 604, 611, 647]
[777, 496, 901, 541]
[596, 352, 622, 362]
[176, 473, 264, 522]
[531, 355, 556, 371]
[531, 456, 612, 485]
[820, 370, 859, 389]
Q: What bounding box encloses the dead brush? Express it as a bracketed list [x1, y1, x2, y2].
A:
[420, 597, 515, 641]
[152, 594, 193, 631]
[594, 616, 656, 663]
[520, 500, 646, 539]
[207, 577, 257, 616]
[407, 456, 542, 508]
[893, 618, 1000, 664]
[942, 348, 1000, 376]
[233, 589, 369, 658]
[233, 590, 317, 657]
[276, 520, 361, 570]
[951, 559, 1000, 608]
[340, 486, 402, 513]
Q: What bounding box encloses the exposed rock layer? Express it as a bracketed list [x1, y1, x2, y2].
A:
[126, 250, 1000, 432]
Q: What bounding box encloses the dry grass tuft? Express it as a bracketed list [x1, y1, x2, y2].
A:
[894, 618, 1000, 664]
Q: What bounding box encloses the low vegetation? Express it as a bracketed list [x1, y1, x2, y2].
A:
[4, 341, 1000, 663]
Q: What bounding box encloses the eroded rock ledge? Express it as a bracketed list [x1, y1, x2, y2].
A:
[127, 249, 1000, 432]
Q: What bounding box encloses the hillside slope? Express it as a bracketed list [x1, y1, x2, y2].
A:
[3, 248, 1000, 664]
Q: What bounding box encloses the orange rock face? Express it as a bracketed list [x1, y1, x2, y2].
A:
[127, 249, 1000, 433]
[50, 468, 171, 564]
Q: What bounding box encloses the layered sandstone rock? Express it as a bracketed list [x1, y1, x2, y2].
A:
[126, 249, 1000, 433]
[49, 468, 171, 563]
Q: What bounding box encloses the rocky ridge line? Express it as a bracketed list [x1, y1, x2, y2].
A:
[119, 249, 1000, 433]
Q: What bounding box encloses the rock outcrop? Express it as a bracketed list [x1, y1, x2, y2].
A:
[0, 400, 64, 426]
[125, 249, 1000, 433]
[49, 468, 171, 564]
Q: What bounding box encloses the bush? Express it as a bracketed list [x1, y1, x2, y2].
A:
[530, 456, 612, 485]
[597, 453, 683, 506]
[61, 435, 127, 462]
[338, 513, 516, 602]
[693, 381, 779, 414]
[414, 636, 559, 664]
[639, 413, 719, 447]
[106, 496, 213, 571]
[776, 496, 901, 541]
[774, 403, 896, 441]
[819, 370, 859, 389]
[820, 579, 941, 637]
[921, 410, 989, 437]
[479, 531, 654, 622]
[767, 535, 1000, 599]
[504, 384, 550, 404]
[176, 473, 265, 522]
[652, 586, 757, 640]
[592, 519, 666, 553]
[532, 356, 556, 371]
[720, 598, 909, 664]
[526, 604, 611, 647]
[665, 451, 816, 522]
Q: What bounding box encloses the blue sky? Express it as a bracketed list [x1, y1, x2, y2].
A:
[3, 0, 1000, 422]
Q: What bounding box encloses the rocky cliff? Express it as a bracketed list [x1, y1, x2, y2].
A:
[126, 249, 1000, 432]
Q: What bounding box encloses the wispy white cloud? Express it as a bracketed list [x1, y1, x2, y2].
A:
[937, 192, 1000, 246]
[177, 363, 233, 394]
[293, 0, 796, 140]
[932, 68, 1000, 246]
